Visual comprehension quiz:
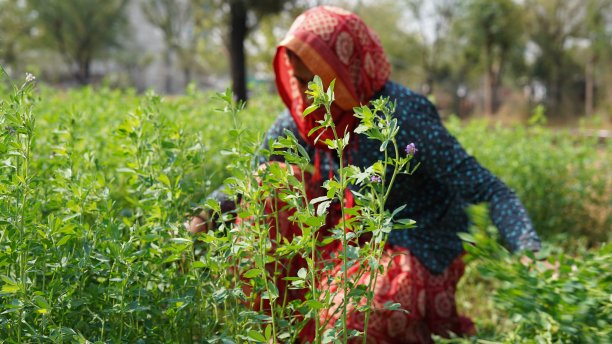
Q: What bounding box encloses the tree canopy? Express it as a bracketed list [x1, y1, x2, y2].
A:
[1, 0, 610, 118]
[27, 0, 129, 84]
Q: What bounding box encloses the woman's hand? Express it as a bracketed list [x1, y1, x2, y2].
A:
[185, 212, 211, 234]
[520, 255, 560, 279]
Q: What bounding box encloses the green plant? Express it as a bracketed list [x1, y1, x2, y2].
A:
[453, 205, 612, 343]
[197, 78, 417, 343]
[0, 67, 38, 343]
[0, 67, 608, 342]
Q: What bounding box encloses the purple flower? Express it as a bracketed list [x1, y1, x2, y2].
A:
[370, 175, 382, 183]
[405, 143, 418, 156]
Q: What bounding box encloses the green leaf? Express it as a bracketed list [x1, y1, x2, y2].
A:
[327, 79, 336, 102]
[1, 284, 19, 294]
[247, 330, 266, 342]
[157, 174, 171, 187]
[346, 245, 360, 260]
[321, 329, 335, 344]
[342, 133, 350, 148]
[354, 124, 369, 134]
[33, 295, 50, 309]
[267, 281, 279, 300]
[116, 167, 137, 174]
[393, 218, 416, 230]
[323, 139, 336, 149]
[380, 140, 389, 152]
[297, 267, 307, 279]
[56, 235, 73, 247]
[192, 261, 206, 268]
[391, 205, 407, 218]
[307, 126, 322, 138]
[303, 104, 319, 117]
[316, 200, 331, 216]
[383, 301, 403, 311]
[347, 284, 368, 298]
[304, 299, 324, 310]
[264, 325, 272, 341]
[169, 238, 192, 245]
[205, 199, 221, 213]
[212, 288, 228, 302]
[457, 232, 476, 244]
[310, 195, 329, 204]
[243, 269, 261, 279]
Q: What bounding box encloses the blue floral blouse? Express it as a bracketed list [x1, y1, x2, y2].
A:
[214, 81, 541, 274]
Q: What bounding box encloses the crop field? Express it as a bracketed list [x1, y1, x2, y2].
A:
[0, 78, 610, 343]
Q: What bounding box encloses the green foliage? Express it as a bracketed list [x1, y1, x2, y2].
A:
[0, 73, 418, 342]
[27, 0, 130, 84]
[0, 1, 32, 69]
[461, 0, 524, 58]
[458, 0, 525, 114]
[301, 76, 417, 342]
[451, 207, 612, 343]
[524, 0, 588, 113]
[0, 73, 608, 342]
[352, 0, 424, 88]
[0, 75, 281, 341]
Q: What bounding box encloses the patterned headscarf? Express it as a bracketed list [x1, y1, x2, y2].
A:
[274, 6, 391, 151]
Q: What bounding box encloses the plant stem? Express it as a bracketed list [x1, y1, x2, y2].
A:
[15, 90, 33, 342]
[363, 136, 400, 343]
[327, 105, 348, 343]
[258, 210, 278, 343]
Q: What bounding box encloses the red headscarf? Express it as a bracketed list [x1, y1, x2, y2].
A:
[273, 6, 391, 151]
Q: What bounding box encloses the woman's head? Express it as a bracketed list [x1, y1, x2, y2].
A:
[285, 49, 315, 107]
[274, 6, 391, 148]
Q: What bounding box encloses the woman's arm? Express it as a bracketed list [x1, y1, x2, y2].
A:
[398, 95, 541, 252]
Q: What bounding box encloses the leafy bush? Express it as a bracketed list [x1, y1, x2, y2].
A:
[0, 74, 420, 342]
[451, 205, 612, 343]
[0, 72, 609, 343]
[0, 77, 280, 342]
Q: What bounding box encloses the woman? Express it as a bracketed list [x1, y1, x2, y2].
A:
[190, 6, 541, 343]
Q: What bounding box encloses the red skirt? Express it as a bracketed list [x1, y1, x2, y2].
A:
[244, 163, 475, 342]
[313, 247, 475, 343]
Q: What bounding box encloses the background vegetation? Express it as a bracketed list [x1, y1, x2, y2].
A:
[0, 77, 609, 341]
[0, 0, 610, 342]
[1, 0, 611, 120]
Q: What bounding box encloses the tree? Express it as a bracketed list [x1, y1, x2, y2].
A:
[207, 0, 294, 102]
[246, 6, 305, 80]
[0, 0, 32, 73]
[461, 0, 524, 116]
[524, 0, 584, 113]
[404, 0, 458, 95]
[28, 0, 129, 84]
[351, 0, 423, 90]
[582, 0, 612, 115]
[142, 0, 193, 92]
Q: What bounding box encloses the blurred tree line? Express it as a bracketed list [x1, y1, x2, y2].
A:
[1, 0, 611, 118]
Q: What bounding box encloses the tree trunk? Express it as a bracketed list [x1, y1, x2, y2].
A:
[481, 43, 497, 117]
[492, 57, 505, 114]
[164, 49, 173, 93]
[549, 52, 563, 113]
[76, 60, 91, 85]
[483, 61, 493, 117]
[184, 66, 191, 89]
[483, 72, 492, 117]
[585, 53, 595, 116]
[230, 0, 248, 102]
